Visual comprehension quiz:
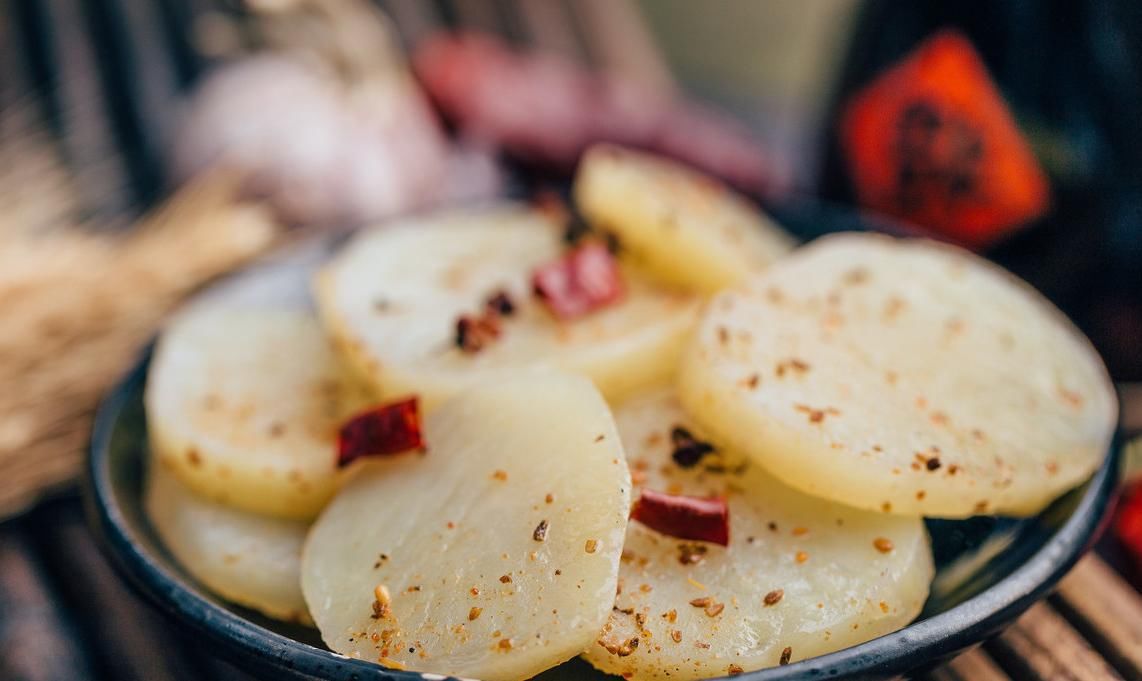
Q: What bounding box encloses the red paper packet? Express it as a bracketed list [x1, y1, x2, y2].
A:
[840, 30, 1050, 250]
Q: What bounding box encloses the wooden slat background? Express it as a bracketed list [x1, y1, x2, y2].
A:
[0, 2, 1139, 680]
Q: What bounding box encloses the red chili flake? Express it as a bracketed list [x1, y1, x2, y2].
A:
[631, 489, 729, 546]
[532, 242, 624, 320]
[337, 398, 423, 468]
[670, 426, 716, 469]
[456, 314, 502, 353]
[1115, 480, 1142, 570]
[485, 290, 516, 317]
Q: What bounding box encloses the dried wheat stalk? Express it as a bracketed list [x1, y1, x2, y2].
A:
[0, 170, 277, 518]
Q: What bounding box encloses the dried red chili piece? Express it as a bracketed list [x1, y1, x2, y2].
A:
[337, 397, 423, 468]
[631, 489, 729, 546]
[670, 426, 716, 468]
[532, 241, 624, 320]
[1115, 480, 1142, 570]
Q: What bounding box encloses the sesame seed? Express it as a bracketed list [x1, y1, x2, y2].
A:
[371, 584, 391, 619]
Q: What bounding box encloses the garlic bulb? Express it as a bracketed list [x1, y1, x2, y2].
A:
[172, 54, 451, 227]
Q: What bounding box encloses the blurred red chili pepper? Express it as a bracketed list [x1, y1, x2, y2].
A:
[1116, 479, 1142, 571]
[532, 242, 624, 320]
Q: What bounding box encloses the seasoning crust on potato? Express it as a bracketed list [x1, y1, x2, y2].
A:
[146, 306, 374, 520]
[139, 141, 1119, 681]
[581, 389, 932, 680]
[679, 233, 1117, 517]
[314, 204, 698, 409]
[301, 374, 631, 681]
[574, 144, 794, 295]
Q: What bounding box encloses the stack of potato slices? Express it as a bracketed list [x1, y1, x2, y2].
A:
[143, 145, 1115, 680]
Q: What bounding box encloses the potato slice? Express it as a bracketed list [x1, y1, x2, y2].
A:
[145, 460, 311, 624]
[574, 144, 795, 294]
[314, 203, 698, 409]
[301, 374, 630, 681]
[679, 233, 1117, 518]
[146, 306, 374, 520]
[580, 389, 932, 680]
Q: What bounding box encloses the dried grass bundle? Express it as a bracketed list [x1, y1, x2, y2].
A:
[0, 169, 277, 518]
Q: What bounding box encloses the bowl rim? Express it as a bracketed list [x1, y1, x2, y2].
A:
[85, 346, 1122, 681]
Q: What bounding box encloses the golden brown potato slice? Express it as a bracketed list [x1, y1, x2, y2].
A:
[679, 233, 1116, 517]
[574, 144, 794, 294]
[146, 306, 374, 520]
[581, 389, 932, 680]
[314, 203, 698, 409]
[301, 374, 631, 680]
[145, 460, 311, 624]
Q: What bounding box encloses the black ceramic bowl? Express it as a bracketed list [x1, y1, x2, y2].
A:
[85, 241, 1122, 681]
